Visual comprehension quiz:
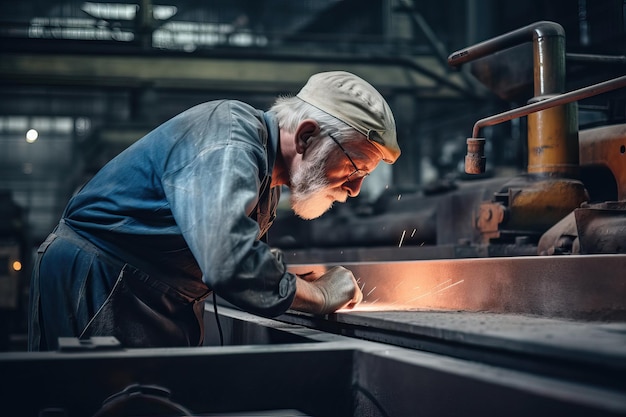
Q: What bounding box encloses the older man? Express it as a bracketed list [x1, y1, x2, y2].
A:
[29, 71, 400, 350]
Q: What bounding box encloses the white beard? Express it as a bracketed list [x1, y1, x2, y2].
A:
[289, 150, 347, 220]
[291, 186, 346, 220]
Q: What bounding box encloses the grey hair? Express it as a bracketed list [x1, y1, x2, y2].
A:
[269, 95, 361, 145]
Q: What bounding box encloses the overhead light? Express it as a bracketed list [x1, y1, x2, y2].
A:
[81, 2, 177, 21]
[153, 6, 177, 21]
[25, 129, 38, 143]
[81, 2, 138, 20]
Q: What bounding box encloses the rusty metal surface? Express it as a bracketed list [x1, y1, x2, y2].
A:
[538, 201, 626, 255]
[576, 201, 626, 254]
[287, 254, 626, 320]
[471, 174, 590, 243]
[464, 137, 486, 174]
[527, 102, 579, 175]
[475, 202, 505, 241]
[580, 123, 626, 200]
[506, 176, 589, 233]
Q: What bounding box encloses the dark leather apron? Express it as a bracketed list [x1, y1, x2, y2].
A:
[54, 222, 212, 348]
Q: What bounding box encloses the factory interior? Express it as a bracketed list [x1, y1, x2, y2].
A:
[1, 0, 626, 415]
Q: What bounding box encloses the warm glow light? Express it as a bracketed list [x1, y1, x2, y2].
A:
[26, 129, 38, 143]
[290, 262, 468, 313]
[12, 261, 22, 272]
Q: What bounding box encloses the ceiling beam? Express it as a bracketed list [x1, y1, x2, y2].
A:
[0, 52, 475, 99]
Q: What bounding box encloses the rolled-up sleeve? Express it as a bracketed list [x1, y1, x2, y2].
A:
[161, 101, 296, 317]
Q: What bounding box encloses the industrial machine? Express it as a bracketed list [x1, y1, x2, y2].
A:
[1, 20, 626, 417]
[266, 20, 626, 262]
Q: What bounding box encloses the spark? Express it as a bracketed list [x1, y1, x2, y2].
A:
[405, 279, 464, 302]
[410, 228, 416, 238]
[406, 292, 433, 302]
[366, 286, 377, 296]
[433, 279, 465, 294]
[432, 279, 452, 290]
[360, 282, 366, 292]
[397, 194, 402, 201]
[398, 230, 406, 247]
[404, 280, 451, 303]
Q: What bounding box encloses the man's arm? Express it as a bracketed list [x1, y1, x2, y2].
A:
[290, 266, 363, 315]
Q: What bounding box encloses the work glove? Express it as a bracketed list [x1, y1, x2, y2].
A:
[314, 266, 363, 313]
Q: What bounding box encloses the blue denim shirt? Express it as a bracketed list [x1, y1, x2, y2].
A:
[63, 100, 296, 318]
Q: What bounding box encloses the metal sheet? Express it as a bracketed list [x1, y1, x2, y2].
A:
[278, 308, 626, 394]
[279, 254, 626, 400]
[287, 254, 626, 320]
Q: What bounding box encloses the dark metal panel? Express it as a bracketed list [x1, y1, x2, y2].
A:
[3, 307, 626, 417]
[352, 348, 626, 417]
[279, 309, 626, 395]
[202, 307, 626, 416]
[0, 345, 355, 417]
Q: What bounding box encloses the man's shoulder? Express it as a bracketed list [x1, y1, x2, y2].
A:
[187, 99, 260, 117]
[178, 100, 264, 130]
[222, 100, 265, 122]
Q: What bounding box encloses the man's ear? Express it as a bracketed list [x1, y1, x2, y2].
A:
[294, 119, 320, 154]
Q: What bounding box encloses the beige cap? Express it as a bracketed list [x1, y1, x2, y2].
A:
[296, 71, 400, 163]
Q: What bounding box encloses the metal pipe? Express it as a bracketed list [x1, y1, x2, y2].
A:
[449, 21, 581, 175]
[471, 75, 626, 138]
[566, 53, 626, 65]
[448, 21, 565, 68]
[464, 75, 626, 174]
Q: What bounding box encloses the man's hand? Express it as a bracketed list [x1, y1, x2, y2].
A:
[290, 266, 363, 315]
[316, 266, 363, 312]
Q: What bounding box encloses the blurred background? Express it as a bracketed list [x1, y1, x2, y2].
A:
[0, 0, 625, 350]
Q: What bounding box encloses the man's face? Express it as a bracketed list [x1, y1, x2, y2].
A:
[289, 135, 381, 220]
[289, 142, 347, 220]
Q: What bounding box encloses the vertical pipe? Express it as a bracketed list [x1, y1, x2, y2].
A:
[527, 32, 579, 175]
[448, 21, 579, 176]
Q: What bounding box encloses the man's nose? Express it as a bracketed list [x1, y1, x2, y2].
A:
[343, 177, 365, 197]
